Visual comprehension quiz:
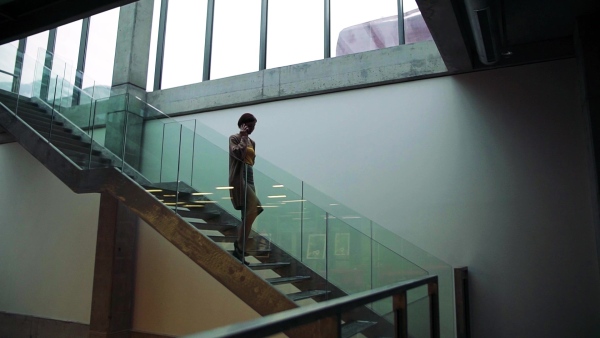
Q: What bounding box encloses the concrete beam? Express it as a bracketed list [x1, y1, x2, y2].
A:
[0, 125, 15, 144]
[416, 0, 473, 72]
[146, 40, 447, 115]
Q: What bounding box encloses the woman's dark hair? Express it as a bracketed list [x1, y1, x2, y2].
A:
[238, 113, 257, 127]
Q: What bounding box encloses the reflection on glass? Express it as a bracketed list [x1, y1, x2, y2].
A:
[21, 31, 49, 96]
[266, 0, 323, 69]
[54, 19, 82, 85]
[83, 8, 119, 96]
[253, 171, 304, 261]
[403, 0, 432, 44]
[331, 0, 397, 57]
[162, 0, 208, 89]
[211, 0, 261, 80]
[407, 289, 432, 338]
[327, 216, 373, 295]
[147, 0, 162, 91]
[0, 42, 18, 92]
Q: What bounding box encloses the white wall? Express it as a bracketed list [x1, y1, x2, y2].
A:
[0, 142, 263, 337]
[132, 220, 263, 336]
[185, 59, 600, 337]
[0, 143, 100, 324]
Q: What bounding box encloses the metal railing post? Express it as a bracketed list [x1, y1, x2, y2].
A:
[429, 281, 440, 338]
[393, 292, 408, 338]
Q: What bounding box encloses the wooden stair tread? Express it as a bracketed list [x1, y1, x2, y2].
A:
[341, 320, 377, 338]
[266, 276, 311, 285]
[287, 289, 330, 301]
[249, 262, 290, 270]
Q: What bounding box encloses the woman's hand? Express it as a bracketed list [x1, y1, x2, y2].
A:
[240, 123, 249, 136]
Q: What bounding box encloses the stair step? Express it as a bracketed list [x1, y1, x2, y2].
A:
[36, 131, 84, 144]
[341, 320, 377, 338]
[209, 235, 243, 243]
[63, 150, 111, 164]
[287, 289, 330, 301]
[17, 109, 59, 123]
[0, 98, 40, 111]
[248, 262, 290, 270]
[266, 276, 311, 285]
[20, 116, 70, 130]
[192, 222, 236, 232]
[50, 140, 101, 156]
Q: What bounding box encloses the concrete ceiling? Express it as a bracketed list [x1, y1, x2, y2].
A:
[1, 0, 599, 72]
[0, 0, 138, 45]
[419, 0, 600, 72]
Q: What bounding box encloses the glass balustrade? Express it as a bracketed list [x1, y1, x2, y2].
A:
[0, 44, 455, 337]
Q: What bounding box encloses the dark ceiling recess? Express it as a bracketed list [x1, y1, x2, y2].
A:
[419, 0, 599, 72]
[0, 0, 139, 45]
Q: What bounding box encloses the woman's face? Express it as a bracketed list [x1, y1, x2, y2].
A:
[245, 121, 256, 134]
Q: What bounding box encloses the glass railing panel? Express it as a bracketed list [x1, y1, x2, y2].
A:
[187, 128, 236, 217]
[300, 200, 328, 278]
[372, 242, 427, 289]
[371, 241, 427, 318]
[89, 94, 129, 170]
[371, 224, 454, 337]
[326, 215, 372, 295]
[252, 169, 304, 260]
[0, 43, 18, 93]
[160, 121, 184, 183]
[0, 45, 21, 113]
[173, 119, 197, 186]
[303, 182, 371, 236]
[57, 84, 96, 133]
[407, 292, 432, 338]
[0, 72, 14, 92]
[374, 288, 430, 338]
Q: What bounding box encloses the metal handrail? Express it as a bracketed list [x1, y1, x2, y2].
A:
[182, 275, 439, 338]
[0, 69, 17, 78]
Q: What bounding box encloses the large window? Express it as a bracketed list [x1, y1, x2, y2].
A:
[54, 20, 83, 85]
[0, 41, 19, 92]
[266, 0, 323, 69]
[331, 0, 398, 57]
[210, 0, 261, 80]
[22, 31, 49, 96]
[147, 0, 427, 86]
[83, 8, 119, 97]
[161, 0, 208, 89]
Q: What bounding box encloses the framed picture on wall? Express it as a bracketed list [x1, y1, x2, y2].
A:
[334, 233, 350, 256]
[306, 234, 326, 260]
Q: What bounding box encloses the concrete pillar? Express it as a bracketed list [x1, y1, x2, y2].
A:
[89, 193, 138, 338]
[107, 0, 154, 172]
[111, 0, 154, 98]
[575, 13, 600, 277]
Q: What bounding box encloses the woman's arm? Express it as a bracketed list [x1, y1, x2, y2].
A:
[229, 134, 249, 162]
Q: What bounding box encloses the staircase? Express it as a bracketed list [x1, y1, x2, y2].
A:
[0, 92, 112, 168]
[0, 90, 396, 337]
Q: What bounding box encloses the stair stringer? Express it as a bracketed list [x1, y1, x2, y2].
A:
[0, 104, 337, 337]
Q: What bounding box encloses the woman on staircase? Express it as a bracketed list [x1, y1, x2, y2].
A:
[229, 113, 264, 264]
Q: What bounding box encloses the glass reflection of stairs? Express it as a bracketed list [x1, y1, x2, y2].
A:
[143, 182, 387, 337]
